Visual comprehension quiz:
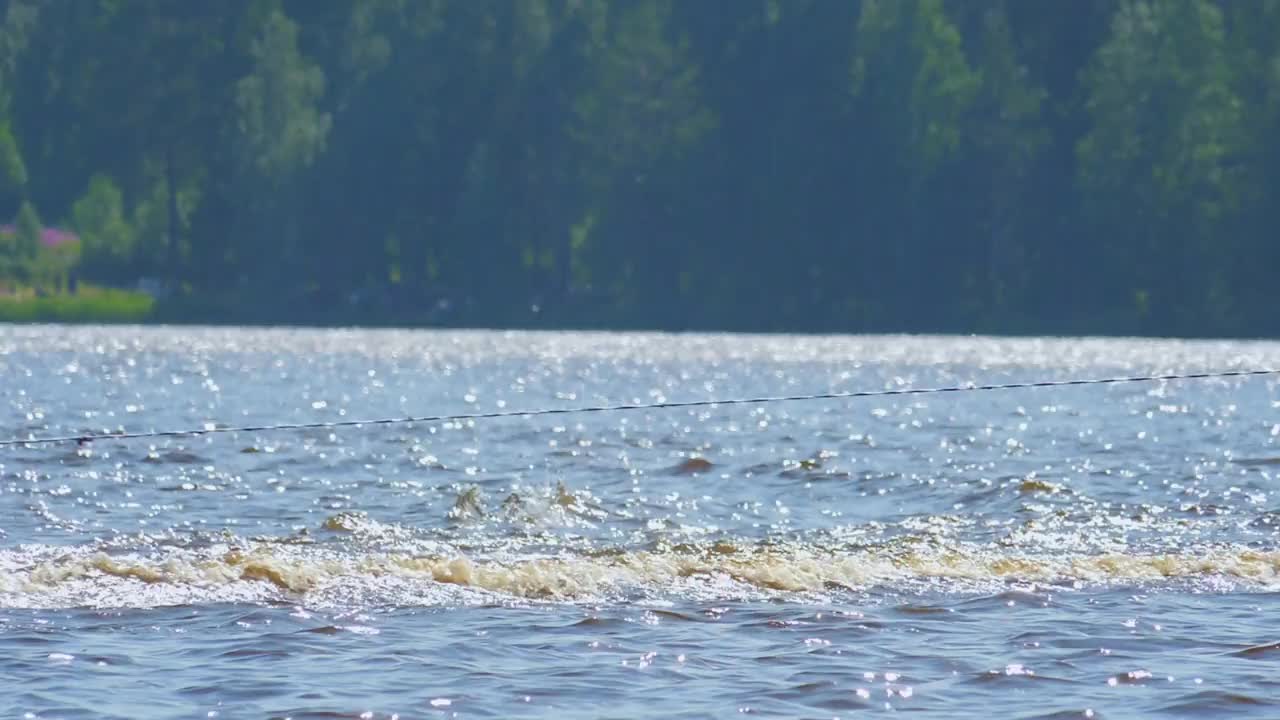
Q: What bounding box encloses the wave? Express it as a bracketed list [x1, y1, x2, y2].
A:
[4, 535, 1279, 609]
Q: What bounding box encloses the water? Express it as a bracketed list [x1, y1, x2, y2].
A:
[2, 326, 1279, 719]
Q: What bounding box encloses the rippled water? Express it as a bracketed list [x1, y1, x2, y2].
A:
[2, 326, 1280, 719]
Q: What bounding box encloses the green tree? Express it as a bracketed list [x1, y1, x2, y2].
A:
[0, 0, 1278, 336]
[0, 0, 37, 214]
[189, 3, 331, 297]
[235, 10, 330, 180]
[10, 198, 41, 285]
[1221, 0, 1280, 335]
[70, 174, 135, 282]
[850, 0, 980, 328]
[1077, 0, 1245, 334]
[14, 199, 39, 258]
[0, 121, 24, 193]
[571, 0, 715, 317]
[940, 2, 1050, 328]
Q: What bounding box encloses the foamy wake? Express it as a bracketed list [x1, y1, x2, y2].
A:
[3, 537, 1280, 609]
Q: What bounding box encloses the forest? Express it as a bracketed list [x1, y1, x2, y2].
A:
[1, 0, 1278, 337]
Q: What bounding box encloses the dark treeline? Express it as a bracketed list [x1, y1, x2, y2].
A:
[1, 0, 1278, 336]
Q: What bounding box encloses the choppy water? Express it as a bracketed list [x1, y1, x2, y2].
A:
[2, 326, 1280, 719]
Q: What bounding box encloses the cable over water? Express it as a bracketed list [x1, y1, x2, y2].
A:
[2, 367, 1277, 448]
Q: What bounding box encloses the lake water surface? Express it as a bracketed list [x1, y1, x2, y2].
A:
[2, 325, 1280, 719]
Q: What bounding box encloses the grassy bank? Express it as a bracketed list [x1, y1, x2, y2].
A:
[0, 286, 155, 323]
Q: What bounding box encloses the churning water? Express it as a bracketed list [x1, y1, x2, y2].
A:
[2, 326, 1279, 718]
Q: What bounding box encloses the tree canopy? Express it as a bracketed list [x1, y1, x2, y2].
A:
[1, 0, 1278, 337]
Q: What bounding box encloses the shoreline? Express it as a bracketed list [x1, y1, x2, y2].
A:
[0, 299, 1276, 343]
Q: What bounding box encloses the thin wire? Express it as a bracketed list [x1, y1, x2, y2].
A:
[2, 368, 1277, 448]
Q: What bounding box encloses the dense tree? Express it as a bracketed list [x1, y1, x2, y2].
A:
[1077, 0, 1244, 335]
[0, 0, 1277, 337]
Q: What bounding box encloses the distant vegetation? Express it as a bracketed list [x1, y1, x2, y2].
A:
[1, 0, 1278, 336]
[0, 285, 153, 323]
